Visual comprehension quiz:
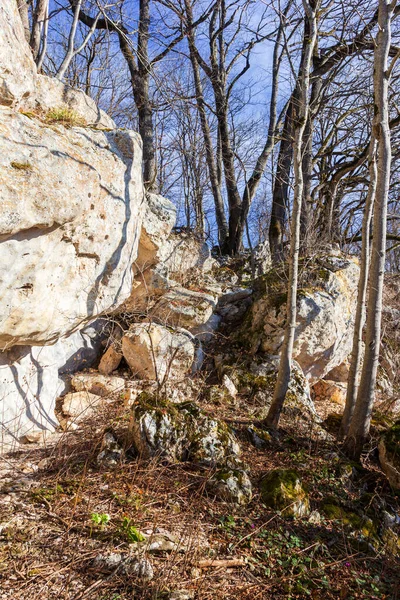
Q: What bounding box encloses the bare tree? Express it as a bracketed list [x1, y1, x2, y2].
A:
[339, 135, 378, 440]
[264, 0, 320, 430]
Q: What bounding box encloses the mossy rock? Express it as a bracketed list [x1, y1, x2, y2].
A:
[129, 392, 240, 466]
[247, 425, 272, 449]
[321, 501, 379, 545]
[378, 420, 400, 489]
[260, 469, 310, 517]
[382, 528, 400, 556]
[207, 468, 252, 505]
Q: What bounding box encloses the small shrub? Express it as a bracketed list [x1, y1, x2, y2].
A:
[45, 106, 86, 127]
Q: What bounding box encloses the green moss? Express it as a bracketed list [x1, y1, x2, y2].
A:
[260, 469, 309, 517]
[321, 502, 378, 541]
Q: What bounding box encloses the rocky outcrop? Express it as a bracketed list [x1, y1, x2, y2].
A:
[220, 356, 319, 423]
[0, 0, 144, 449]
[0, 111, 143, 347]
[125, 193, 217, 324]
[0, 0, 37, 107]
[246, 254, 359, 382]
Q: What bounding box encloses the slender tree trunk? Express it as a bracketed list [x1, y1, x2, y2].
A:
[137, 0, 157, 192]
[343, 0, 395, 459]
[213, 83, 243, 255]
[185, 0, 228, 247]
[339, 137, 378, 440]
[300, 76, 322, 250]
[264, 0, 319, 430]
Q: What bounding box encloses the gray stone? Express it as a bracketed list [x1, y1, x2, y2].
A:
[207, 468, 252, 505]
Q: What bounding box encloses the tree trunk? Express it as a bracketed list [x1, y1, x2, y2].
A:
[343, 0, 395, 459]
[185, 0, 228, 248]
[269, 101, 294, 262]
[264, 0, 319, 430]
[17, 0, 30, 43]
[137, 0, 157, 192]
[213, 82, 243, 255]
[339, 136, 377, 440]
[30, 0, 48, 61]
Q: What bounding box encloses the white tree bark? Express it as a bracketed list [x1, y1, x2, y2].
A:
[339, 135, 377, 439]
[344, 0, 396, 459]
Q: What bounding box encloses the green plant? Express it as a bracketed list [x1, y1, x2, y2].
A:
[218, 514, 236, 531]
[120, 517, 145, 543]
[90, 513, 110, 527]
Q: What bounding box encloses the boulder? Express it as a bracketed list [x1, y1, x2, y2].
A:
[260, 469, 310, 517]
[97, 431, 124, 466]
[206, 468, 252, 505]
[378, 421, 400, 489]
[0, 321, 107, 449]
[122, 323, 195, 382]
[0, 109, 144, 348]
[0, 0, 145, 451]
[98, 345, 123, 376]
[56, 391, 102, 430]
[129, 394, 240, 466]
[312, 379, 347, 407]
[159, 232, 215, 283]
[71, 372, 126, 397]
[133, 193, 177, 273]
[150, 286, 217, 329]
[247, 254, 359, 382]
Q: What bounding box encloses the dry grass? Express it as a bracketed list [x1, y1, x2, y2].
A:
[0, 383, 399, 600]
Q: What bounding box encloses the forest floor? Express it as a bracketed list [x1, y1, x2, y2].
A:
[0, 366, 399, 600]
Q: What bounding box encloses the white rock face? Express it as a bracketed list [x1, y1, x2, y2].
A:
[0, 109, 144, 348]
[0, 0, 37, 107]
[249, 255, 359, 382]
[134, 193, 177, 273]
[33, 75, 115, 130]
[0, 322, 107, 450]
[122, 323, 195, 382]
[0, 1, 145, 451]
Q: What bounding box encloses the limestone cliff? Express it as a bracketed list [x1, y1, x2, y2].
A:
[0, 0, 144, 448]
